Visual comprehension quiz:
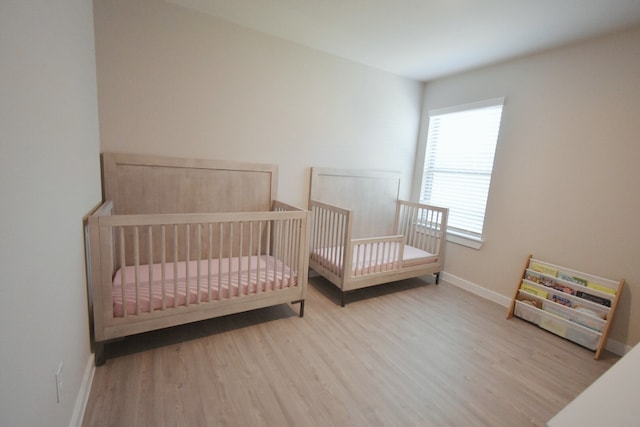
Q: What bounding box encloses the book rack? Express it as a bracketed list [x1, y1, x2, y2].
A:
[507, 255, 624, 359]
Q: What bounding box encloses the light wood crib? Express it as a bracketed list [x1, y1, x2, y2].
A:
[86, 153, 310, 365]
[308, 168, 448, 306]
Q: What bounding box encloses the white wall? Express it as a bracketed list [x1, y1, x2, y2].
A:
[417, 26, 640, 350]
[93, 0, 424, 206]
[0, 1, 102, 426]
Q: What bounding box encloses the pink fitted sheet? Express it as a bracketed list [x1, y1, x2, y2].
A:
[112, 255, 296, 317]
[312, 242, 436, 276]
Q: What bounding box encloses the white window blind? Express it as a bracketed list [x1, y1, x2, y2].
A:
[420, 99, 504, 241]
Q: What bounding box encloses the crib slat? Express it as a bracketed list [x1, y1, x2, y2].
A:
[285, 219, 291, 287]
[173, 225, 178, 308]
[291, 218, 299, 287]
[161, 226, 166, 311]
[276, 219, 283, 288]
[426, 209, 434, 253]
[208, 223, 213, 302]
[424, 208, 433, 252]
[403, 204, 411, 246]
[119, 227, 127, 318]
[238, 222, 243, 296]
[266, 220, 272, 291]
[218, 223, 223, 301]
[417, 206, 426, 250]
[196, 223, 201, 304]
[327, 209, 334, 272]
[425, 207, 433, 251]
[420, 207, 426, 249]
[148, 226, 153, 314]
[318, 207, 326, 269]
[257, 221, 263, 292]
[228, 223, 234, 297]
[185, 224, 190, 307]
[321, 209, 328, 271]
[331, 210, 338, 272]
[408, 205, 416, 248]
[134, 226, 140, 315]
[273, 218, 279, 289]
[248, 221, 254, 293]
[294, 217, 300, 285]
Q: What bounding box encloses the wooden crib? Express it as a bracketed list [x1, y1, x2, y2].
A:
[308, 168, 448, 306]
[86, 154, 309, 365]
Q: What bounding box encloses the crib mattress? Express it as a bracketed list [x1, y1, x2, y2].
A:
[112, 255, 297, 317]
[312, 243, 436, 276]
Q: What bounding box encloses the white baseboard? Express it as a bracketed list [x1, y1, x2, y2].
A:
[604, 338, 632, 356]
[441, 272, 511, 307]
[69, 353, 95, 427]
[441, 271, 630, 357]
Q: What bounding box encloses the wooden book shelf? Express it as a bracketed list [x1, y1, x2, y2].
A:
[507, 255, 624, 359]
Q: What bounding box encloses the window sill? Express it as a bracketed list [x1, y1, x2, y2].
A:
[445, 230, 483, 250]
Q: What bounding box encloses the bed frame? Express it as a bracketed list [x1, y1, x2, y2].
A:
[308, 167, 448, 306]
[87, 153, 309, 365]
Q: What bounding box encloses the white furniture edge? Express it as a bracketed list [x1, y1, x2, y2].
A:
[546, 341, 640, 426]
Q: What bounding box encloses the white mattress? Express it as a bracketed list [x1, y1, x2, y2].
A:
[312, 242, 436, 276]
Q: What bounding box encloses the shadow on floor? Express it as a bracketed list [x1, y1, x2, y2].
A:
[309, 273, 438, 307]
[102, 302, 300, 361]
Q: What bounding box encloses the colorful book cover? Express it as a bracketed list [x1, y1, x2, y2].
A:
[576, 291, 612, 307]
[551, 294, 572, 307]
[525, 271, 543, 284]
[530, 262, 558, 277]
[516, 293, 543, 309]
[558, 272, 587, 286]
[520, 282, 548, 299]
[586, 282, 617, 295]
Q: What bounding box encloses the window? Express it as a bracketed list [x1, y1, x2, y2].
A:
[419, 98, 504, 248]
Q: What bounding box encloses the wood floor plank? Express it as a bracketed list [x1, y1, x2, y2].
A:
[82, 277, 618, 427]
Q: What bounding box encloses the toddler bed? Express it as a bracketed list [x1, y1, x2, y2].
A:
[308, 167, 448, 306]
[87, 153, 309, 365]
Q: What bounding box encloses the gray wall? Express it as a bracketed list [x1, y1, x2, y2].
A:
[0, 1, 102, 425]
[94, 0, 425, 207]
[416, 26, 640, 351]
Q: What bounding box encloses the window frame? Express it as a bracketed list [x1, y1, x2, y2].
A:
[415, 98, 505, 249]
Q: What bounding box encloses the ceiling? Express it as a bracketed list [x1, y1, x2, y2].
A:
[168, 0, 640, 81]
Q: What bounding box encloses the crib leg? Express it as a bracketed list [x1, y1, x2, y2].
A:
[341, 292, 346, 308]
[95, 342, 106, 367]
[292, 299, 305, 317]
[435, 272, 441, 285]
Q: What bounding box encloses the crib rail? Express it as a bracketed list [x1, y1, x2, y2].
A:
[310, 199, 449, 284]
[349, 234, 405, 277]
[395, 200, 448, 256]
[88, 201, 308, 340]
[309, 200, 352, 279]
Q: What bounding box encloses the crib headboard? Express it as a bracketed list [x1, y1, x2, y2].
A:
[309, 167, 400, 238]
[102, 153, 278, 214]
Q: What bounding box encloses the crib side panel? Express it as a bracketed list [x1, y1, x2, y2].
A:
[396, 200, 449, 257]
[92, 209, 308, 341]
[309, 200, 353, 287]
[87, 201, 115, 342]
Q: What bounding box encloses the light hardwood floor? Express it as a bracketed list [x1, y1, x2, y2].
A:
[82, 277, 618, 427]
